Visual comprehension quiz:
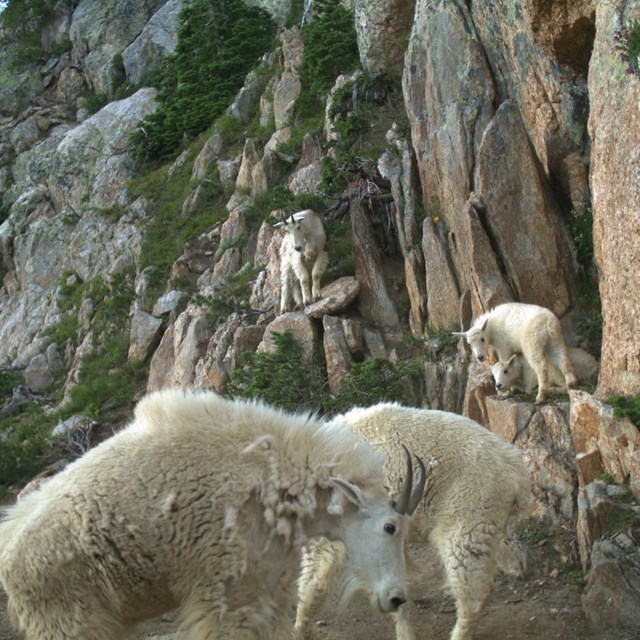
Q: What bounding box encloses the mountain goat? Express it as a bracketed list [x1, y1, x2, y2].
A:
[0, 390, 426, 640]
[453, 302, 577, 403]
[492, 347, 599, 397]
[295, 403, 532, 640]
[279, 209, 329, 313]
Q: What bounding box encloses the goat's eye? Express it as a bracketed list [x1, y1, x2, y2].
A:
[480, 337, 485, 343]
[383, 522, 396, 535]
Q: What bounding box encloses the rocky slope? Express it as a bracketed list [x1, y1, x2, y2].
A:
[0, 0, 639, 632]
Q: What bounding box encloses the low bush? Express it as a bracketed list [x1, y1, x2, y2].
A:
[608, 395, 640, 427]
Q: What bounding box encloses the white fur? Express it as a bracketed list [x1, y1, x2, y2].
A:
[0, 390, 414, 640]
[279, 210, 329, 313]
[492, 347, 599, 396]
[295, 403, 532, 640]
[453, 302, 578, 403]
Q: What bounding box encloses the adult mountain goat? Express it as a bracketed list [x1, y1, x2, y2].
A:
[295, 403, 532, 640]
[279, 209, 329, 313]
[0, 390, 425, 640]
[453, 302, 577, 403]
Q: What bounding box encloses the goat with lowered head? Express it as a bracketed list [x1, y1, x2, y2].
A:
[492, 347, 598, 397]
[0, 389, 426, 640]
[453, 302, 577, 404]
[279, 209, 329, 313]
[295, 402, 532, 640]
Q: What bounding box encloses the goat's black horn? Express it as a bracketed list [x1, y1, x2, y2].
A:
[394, 445, 413, 515]
[407, 455, 427, 516]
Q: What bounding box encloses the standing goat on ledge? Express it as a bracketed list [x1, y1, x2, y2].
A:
[279, 209, 329, 313]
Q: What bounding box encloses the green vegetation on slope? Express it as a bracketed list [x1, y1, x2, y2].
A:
[227, 329, 420, 414]
[133, 0, 276, 162]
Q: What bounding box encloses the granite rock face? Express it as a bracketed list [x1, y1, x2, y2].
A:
[589, 2, 640, 397]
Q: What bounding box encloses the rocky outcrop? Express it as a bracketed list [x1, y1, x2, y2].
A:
[121, 0, 184, 86]
[354, 0, 415, 74]
[69, 0, 167, 96]
[48, 88, 157, 213]
[589, 2, 640, 397]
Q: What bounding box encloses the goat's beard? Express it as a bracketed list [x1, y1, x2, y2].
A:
[337, 566, 371, 613]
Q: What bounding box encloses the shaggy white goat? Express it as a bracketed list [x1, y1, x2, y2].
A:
[295, 403, 532, 640]
[0, 390, 425, 640]
[453, 302, 577, 403]
[279, 209, 329, 313]
[492, 347, 599, 397]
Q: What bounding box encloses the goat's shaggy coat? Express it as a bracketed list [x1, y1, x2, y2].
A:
[296, 403, 532, 640]
[0, 390, 410, 640]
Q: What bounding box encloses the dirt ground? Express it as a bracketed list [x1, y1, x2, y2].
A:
[0, 535, 637, 640]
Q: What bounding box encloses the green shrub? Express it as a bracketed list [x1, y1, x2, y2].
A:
[216, 114, 245, 148]
[0, 0, 54, 66]
[326, 357, 420, 413]
[51, 38, 72, 57]
[0, 369, 22, 402]
[324, 215, 354, 280]
[84, 91, 108, 115]
[227, 329, 325, 412]
[0, 406, 52, 486]
[567, 203, 594, 266]
[244, 184, 296, 224]
[285, 0, 305, 28]
[133, 0, 276, 162]
[194, 262, 259, 326]
[300, 0, 360, 93]
[607, 395, 640, 427]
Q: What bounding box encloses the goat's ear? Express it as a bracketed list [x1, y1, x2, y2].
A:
[328, 478, 366, 513]
[481, 318, 489, 331]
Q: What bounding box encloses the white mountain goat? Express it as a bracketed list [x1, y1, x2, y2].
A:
[278, 209, 329, 313]
[0, 389, 426, 640]
[453, 302, 577, 403]
[492, 347, 599, 397]
[295, 403, 532, 640]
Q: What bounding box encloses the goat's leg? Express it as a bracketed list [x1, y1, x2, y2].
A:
[439, 527, 498, 640]
[310, 252, 329, 299]
[523, 348, 549, 404]
[280, 270, 292, 313]
[549, 343, 577, 389]
[295, 540, 345, 639]
[298, 270, 312, 305]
